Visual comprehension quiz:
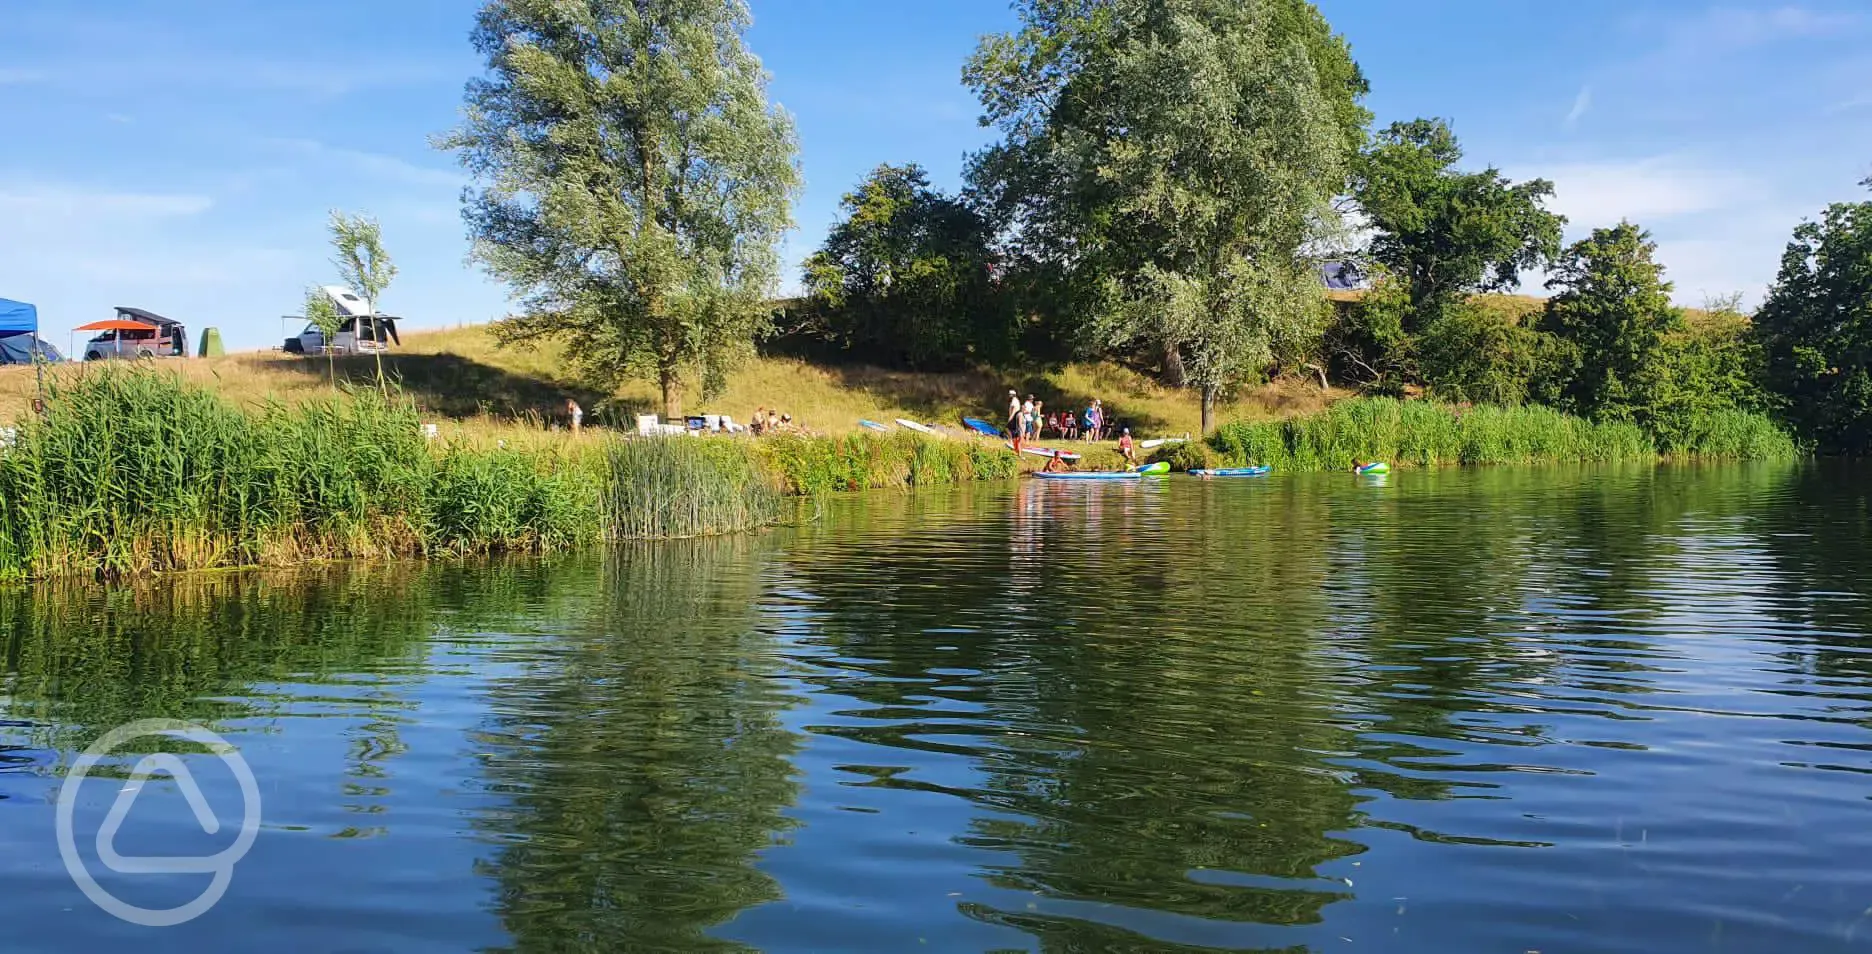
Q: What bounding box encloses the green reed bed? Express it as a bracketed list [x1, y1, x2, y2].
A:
[1197, 398, 1796, 472]
[600, 437, 782, 539]
[0, 369, 605, 580]
[752, 431, 1019, 496]
[0, 368, 1030, 578]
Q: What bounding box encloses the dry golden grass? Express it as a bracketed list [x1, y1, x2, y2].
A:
[1, 323, 1345, 439]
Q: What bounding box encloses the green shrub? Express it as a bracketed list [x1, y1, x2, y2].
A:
[1150, 441, 1220, 471]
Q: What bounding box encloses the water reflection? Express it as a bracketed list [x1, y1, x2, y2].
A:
[0, 462, 1868, 952]
[470, 538, 802, 953]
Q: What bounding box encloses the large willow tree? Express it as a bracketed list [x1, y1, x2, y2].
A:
[966, 0, 1368, 431]
[442, 0, 799, 417]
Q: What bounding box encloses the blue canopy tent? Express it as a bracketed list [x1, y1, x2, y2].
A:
[0, 298, 62, 365]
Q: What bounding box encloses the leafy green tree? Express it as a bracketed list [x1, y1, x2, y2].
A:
[328, 211, 398, 387]
[801, 164, 1011, 369]
[1351, 118, 1564, 331]
[440, 0, 800, 418]
[1634, 294, 1771, 450]
[1754, 182, 1872, 451]
[328, 211, 398, 314]
[1540, 222, 1683, 421]
[1418, 301, 1573, 407]
[303, 285, 342, 386]
[965, 0, 1370, 432]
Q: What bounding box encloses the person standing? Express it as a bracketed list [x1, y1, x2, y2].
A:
[1033, 400, 1047, 440]
[1007, 389, 1021, 437]
[1022, 394, 1036, 442]
[566, 398, 584, 434]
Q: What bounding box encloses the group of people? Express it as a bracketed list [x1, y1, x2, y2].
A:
[749, 407, 801, 436]
[1006, 391, 1117, 444]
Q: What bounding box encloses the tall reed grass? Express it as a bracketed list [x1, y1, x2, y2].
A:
[753, 431, 1020, 495]
[601, 437, 783, 539]
[0, 368, 1028, 579]
[1199, 398, 1797, 471]
[0, 369, 605, 580]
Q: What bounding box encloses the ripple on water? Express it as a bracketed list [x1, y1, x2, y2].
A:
[0, 465, 1868, 952]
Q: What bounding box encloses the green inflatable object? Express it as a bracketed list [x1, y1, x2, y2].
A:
[197, 327, 224, 357]
[1134, 461, 1170, 475]
[1355, 462, 1390, 475]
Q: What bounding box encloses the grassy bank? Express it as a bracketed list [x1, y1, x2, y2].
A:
[1164, 397, 1799, 471]
[0, 368, 1028, 581]
[0, 323, 1337, 440]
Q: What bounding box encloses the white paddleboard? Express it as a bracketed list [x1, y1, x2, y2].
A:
[895, 418, 934, 434]
[1007, 442, 1083, 461]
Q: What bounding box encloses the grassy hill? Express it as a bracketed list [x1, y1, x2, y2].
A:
[0, 324, 1342, 439]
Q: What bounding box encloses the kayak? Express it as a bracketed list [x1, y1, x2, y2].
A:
[1192, 466, 1271, 477]
[1355, 462, 1391, 475]
[1034, 471, 1141, 481]
[859, 419, 889, 432]
[1007, 442, 1083, 462]
[895, 418, 935, 434]
[961, 417, 1003, 437]
[1134, 461, 1171, 475]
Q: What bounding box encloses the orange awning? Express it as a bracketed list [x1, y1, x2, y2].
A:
[74, 319, 156, 332]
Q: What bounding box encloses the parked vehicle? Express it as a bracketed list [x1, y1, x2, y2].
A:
[282, 286, 401, 355]
[79, 307, 188, 361]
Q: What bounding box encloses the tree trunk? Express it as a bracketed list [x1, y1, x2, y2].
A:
[1162, 342, 1187, 388]
[660, 364, 681, 420]
[1201, 384, 1217, 435]
[1303, 362, 1329, 390]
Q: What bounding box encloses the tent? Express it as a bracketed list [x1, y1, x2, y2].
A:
[0, 298, 33, 335]
[0, 297, 60, 365]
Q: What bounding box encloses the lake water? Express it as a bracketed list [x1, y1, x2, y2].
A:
[3, 463, 1871, 952]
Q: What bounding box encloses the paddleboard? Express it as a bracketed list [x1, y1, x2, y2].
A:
[962, 417, 1003, 437]
[895, 418, 935, 434]
[1034, 471, 1141, 481]
[859, 419, 889, 432]
[1007, 442, 1083, 461]
[1191, 466, 1271, 477]
[1134, 461, 1171, 475]
[1355, 462, 1390, 475]
[1139, 437, 1188, 450]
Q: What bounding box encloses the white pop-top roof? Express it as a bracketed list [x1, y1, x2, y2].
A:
[321, 286, 372, 317]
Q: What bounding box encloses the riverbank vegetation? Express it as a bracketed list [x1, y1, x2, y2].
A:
[1162, 398, 1796, 473]
[0, 370, 1024, 581]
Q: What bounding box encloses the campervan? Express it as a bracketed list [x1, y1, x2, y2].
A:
[81, 307, 188, 361]
[283, 286, 401, 355]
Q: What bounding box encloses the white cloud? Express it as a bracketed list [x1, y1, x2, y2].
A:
[260, 138, 465, 190]
[0, 183, 214, 220]
[1648, 5, 1863, 55]
[0, 178, 300, 347]
[1563, 86, 1593, 130]
[1518, 157, 1760, 227]
[1826, 93, 1872, 114]
[1496, 157, 1816, 308]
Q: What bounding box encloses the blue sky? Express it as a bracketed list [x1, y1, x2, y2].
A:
[2, 1, 1868, 354]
